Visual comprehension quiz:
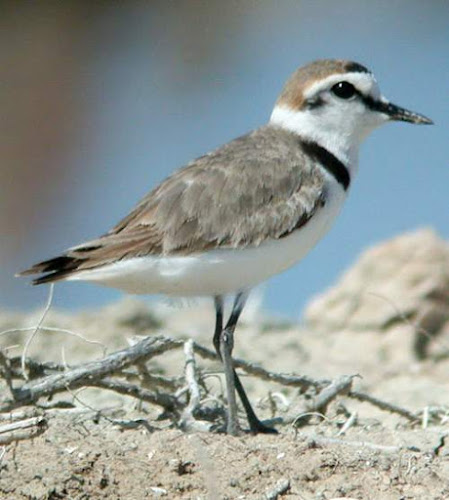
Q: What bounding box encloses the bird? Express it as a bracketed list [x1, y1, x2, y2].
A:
[19, 59, 432, 435]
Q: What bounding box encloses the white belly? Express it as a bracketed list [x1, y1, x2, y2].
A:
[69, 185, 346, 296]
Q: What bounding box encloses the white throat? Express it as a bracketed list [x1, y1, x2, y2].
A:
[270, 105, 360, 177]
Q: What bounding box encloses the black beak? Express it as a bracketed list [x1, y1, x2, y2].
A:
[371, 99, 433, 125]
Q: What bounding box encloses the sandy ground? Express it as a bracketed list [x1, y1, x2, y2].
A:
[1, 297, 449, 499]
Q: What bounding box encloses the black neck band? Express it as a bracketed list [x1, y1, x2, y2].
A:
[301, 140, 351, 191]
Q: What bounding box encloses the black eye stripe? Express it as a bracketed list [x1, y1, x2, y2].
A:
[342, 88, 394, 116]
[306, 82, 381, 111]
[355, 91, 380, 111]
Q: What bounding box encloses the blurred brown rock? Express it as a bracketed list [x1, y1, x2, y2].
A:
[304, 229, 449, 358]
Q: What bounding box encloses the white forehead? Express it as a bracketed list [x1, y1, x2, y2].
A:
[303, 72, 381, 100]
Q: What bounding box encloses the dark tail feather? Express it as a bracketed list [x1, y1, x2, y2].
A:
[17, 255, 83, 285]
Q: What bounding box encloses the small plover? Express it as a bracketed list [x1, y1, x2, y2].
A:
[19, 59, 432, 435]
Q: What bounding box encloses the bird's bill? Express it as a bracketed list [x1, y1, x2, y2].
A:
[373, 99, 433, 125]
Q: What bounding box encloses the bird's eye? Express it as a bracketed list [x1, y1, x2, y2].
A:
[331, 81, 356, 99]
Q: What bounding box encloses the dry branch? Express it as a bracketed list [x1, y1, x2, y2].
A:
[0, 415, 47, 445]
[8, 357, 64, 380]
[184, 340, 201, 415]
[293, 375, 355, 427]
[90, 378, 179, 412]
[0, 408, 42, 422]
[0, 332, 419, 433]
[348, 390, 418, 423]
[265, 478, 290, 499]
[310, 375, 354, 414]
[193, 342, 329, 390]
[193, 344, 418, 423]
[6, 336, 178, 410]
[297, 430, 404, 453]
[134, 363, 180, 391]
[0, 351, 14, 399]
[178, 340, 215, 432]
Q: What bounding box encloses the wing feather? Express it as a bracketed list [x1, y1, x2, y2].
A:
[20, 126, 326, 283]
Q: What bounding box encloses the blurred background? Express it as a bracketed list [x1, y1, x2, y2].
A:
[1, 1, 447, 318]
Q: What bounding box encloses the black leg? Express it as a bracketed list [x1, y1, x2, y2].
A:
[232, 370, 277, 434]
[213, 293, 277, 435]
[213, 296, 224, 356]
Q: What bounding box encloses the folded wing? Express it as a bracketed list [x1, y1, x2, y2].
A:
[19, 126, 325, 284]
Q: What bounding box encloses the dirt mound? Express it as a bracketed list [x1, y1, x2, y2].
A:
[2, 230, 449, 499]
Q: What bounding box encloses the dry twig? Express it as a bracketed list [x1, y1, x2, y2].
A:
[193, 343, 328, 390]
[0, 332, 419, 432]
[265, 478, 291, 499]
[134, 363, 180, 391]
[179, 340, 214, 432]
[348, 390, 418, 423]
[0, 336, 180, 412]
[0, 415, 47, 445]
[21, 284, 54, 379]
[297, 431, 404, 453]
[0, 351, 14, 399]
[337, 411, 358, 436]
[293, 375, 354, 427]
[184, 340, 201, 415]
[91, 378, 179, 412]
[310, 375, 354, 414]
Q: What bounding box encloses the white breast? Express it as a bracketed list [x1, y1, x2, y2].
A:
[68, 178, 347, 297]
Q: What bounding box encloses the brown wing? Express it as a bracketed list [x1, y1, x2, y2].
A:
[20, 126, 326, 284]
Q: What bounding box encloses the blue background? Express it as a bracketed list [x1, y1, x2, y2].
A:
[3, 1, 448, 318]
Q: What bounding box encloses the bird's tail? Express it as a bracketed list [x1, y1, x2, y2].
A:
[17, 255, 83, 285]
